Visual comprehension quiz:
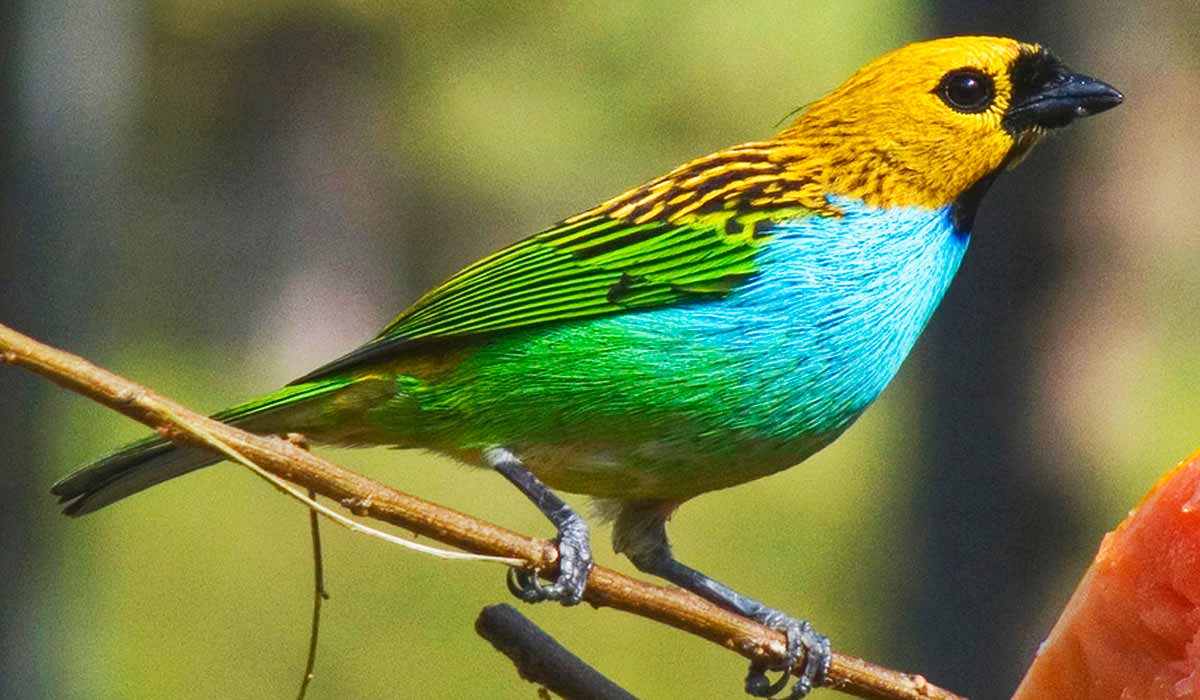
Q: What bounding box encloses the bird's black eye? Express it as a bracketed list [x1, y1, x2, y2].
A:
[936, 69, 995, 113]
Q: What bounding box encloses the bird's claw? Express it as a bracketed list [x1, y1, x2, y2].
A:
[744, 609, 830, 699]
[505, 566, 548, 602]
[506, 518, 592, 606]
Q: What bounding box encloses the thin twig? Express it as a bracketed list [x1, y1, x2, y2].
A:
[0, 322, 967, 700]
[297, 489, 327, 700]
[476, 604, 637, 700]
[167, 401, 520, 564]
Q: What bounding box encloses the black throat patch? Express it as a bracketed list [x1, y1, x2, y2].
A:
[950, 172, 998, 235]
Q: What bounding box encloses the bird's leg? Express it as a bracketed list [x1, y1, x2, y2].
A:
[484, 446, 592, 606]
[623, 515, 830, 699]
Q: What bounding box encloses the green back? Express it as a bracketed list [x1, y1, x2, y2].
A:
[290, 210, 801, 384]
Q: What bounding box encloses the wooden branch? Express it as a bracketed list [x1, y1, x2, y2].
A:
[477, 603, 637, 700]
[0, 321, 966, 700]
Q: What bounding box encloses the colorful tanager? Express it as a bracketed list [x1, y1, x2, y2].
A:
[53, 36, 1121, 698]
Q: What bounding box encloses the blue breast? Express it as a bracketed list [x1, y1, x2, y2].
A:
[618, 196, 969, 443]
[734, 197, 968, 435]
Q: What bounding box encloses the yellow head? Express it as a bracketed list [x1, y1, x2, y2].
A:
[777, 35, 1123, 211]
[584, 36, 1120, 229]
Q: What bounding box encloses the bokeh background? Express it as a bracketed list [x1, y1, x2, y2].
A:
[1, 2, 1196, 698]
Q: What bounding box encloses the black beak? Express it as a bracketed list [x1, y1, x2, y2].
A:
[1003, 49, 1123, 133]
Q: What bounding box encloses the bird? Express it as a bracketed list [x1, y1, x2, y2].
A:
[52, 35, 1121, 698]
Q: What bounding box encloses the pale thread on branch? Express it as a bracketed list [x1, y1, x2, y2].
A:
[0, 321, 967, 700]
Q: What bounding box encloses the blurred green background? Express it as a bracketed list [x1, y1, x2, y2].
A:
[1, 2, 1196, 698]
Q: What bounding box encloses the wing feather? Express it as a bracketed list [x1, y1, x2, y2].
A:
[289, 212, 790, 384]
[288, 159, 823, 384]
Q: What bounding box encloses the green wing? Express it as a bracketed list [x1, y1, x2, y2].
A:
[291, 208, 806, 384]
[387, 214, 766, 334]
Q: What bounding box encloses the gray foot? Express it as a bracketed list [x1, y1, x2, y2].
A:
[484, 447, 593, 606]
[745, 608, 831, 699]
[506, 515, 592, 606]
